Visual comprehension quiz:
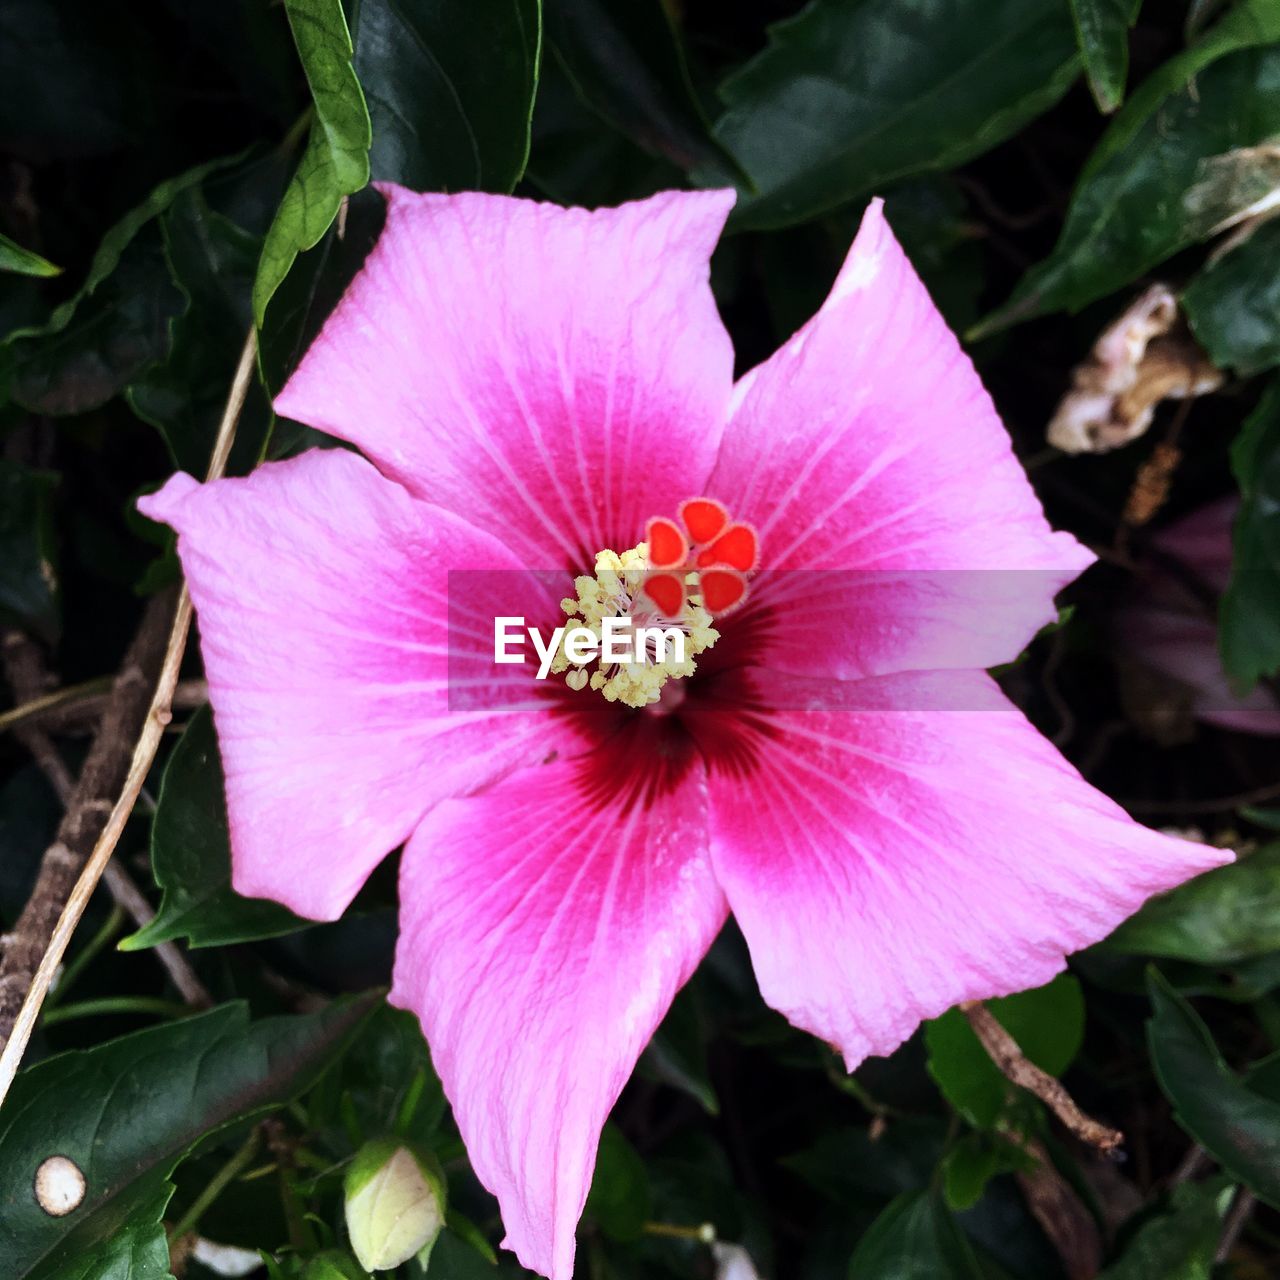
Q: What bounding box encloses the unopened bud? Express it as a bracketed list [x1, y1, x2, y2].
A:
[344, 1138, 445, 1272]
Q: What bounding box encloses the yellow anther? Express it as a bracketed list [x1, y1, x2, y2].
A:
[552, 542, 719, 709]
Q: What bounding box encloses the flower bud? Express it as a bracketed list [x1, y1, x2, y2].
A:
[344, 1137, 445, 1272]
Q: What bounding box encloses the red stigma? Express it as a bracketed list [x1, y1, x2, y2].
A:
[643, 496, 759, 618]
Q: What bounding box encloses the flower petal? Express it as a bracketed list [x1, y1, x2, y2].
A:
[698, 668, 1230, 1066]
[391, 749, 725, 1280]
[274, 187, 737, 565]
[707, 200, 1093, 677]
[140, 450, 580, 921]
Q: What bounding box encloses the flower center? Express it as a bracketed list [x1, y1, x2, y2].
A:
[552, 543, 719, 708]
[550, 497, 759, 710]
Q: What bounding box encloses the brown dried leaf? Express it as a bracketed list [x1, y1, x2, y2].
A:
[1048, 285, 1223, 454]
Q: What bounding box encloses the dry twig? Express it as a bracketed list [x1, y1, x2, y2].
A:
[0, 328, 257, 1106]
[0, 591, 180, 1044]
[1, 630, 210, 1008]
[0, 676, 206, 737]
[961, 1001, 1124, 1153]
[1012, 1135, 1103, 1280]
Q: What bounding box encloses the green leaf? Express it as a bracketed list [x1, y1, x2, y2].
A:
[544, 0, 735, 178]
[0, 995, 379, 1279]
[847, 1191, 986, 1279]
[2, 235, 182, 416]
[0, 156, 236, 415]
[783, 1119, 947, 1202]
[121, 706, 305, 952]
[1103, 844, 1280, 963]
[2, 157, 236, 349]
[640, 984, 719, 1115]
[925, 975, 1085, 1128]
[1097, 1179, 1229, 1280]
[585, 1124, 652, 1242]
[1243, 805, 1280, 831]
[304, 1252, 371, 1280]
[1146, 968, 1280, 1207]
[526, 51, 682, 206]
[974, 1, 1280, 335]
[311, 1004, 445, 1149]
[423, 1229, 502, 1280]
[0, 460, 58, 643]
[33, 1186, 173, 1280]
[1070, 0, 1141, 113]
[252, 0, 371, 326]
[351, 0, 541, 193]
[0, 234, 60, 278]
[710, 0, 1080, 231]
[941, 1134, 1020, 1212]
[442, 1210, 497, 1266]
[1183, 218, 1280, 377]
[256, 187, 385, 460]
[127, 186, 270, 474]
[1221, 380, 1280, 689]
[257, 0, 540, 435]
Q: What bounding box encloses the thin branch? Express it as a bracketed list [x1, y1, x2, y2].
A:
[961, 1001, 1124, 1153]
[1171, 1143, 1212, 1185]
[2, 631, 210, 1008]
[0, 676, 206, 737]
[0, 590, 180, 1046]
[1215, 1187, 1256, 1264]
[0, 328, 257, 1106]
[1012, 1134, 1103, 1280]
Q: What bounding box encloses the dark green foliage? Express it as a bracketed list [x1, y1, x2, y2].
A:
[0, 460, 59, 641]
[5, 0, 1280, 1275]
[252, 0, 372, 324]
[352, 0, 541, 193]
[712, 0, 1081, 230]
[0, 997, 377, 1278]
[544, 0, 736, 180]
[122, 707, 305, 952]
[1095, 1179, 1227, 1279]
[1222, 381, 1280, 687]
[1147, 971, 1280, 1206]
[1069, 0, 1142, 113]
[1105, 843, 1280, 962]
[973, 0, 1280, 334]
[925, 976, 1085, 1129]
[1184, 218, 1280, 377]
[0, 235, 60, 278]
[847, 1192, 987, 1278]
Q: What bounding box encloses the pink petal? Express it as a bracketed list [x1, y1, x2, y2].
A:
[391, 752, 726, 1280]
[274, 187, 737, 565]
[139, 450, 582, 921]
[700, 668, 1230, 1066]
[707, 201, 1093, 678]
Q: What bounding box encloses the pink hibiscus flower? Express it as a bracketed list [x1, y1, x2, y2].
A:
[139, 187, 1228, 1280]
